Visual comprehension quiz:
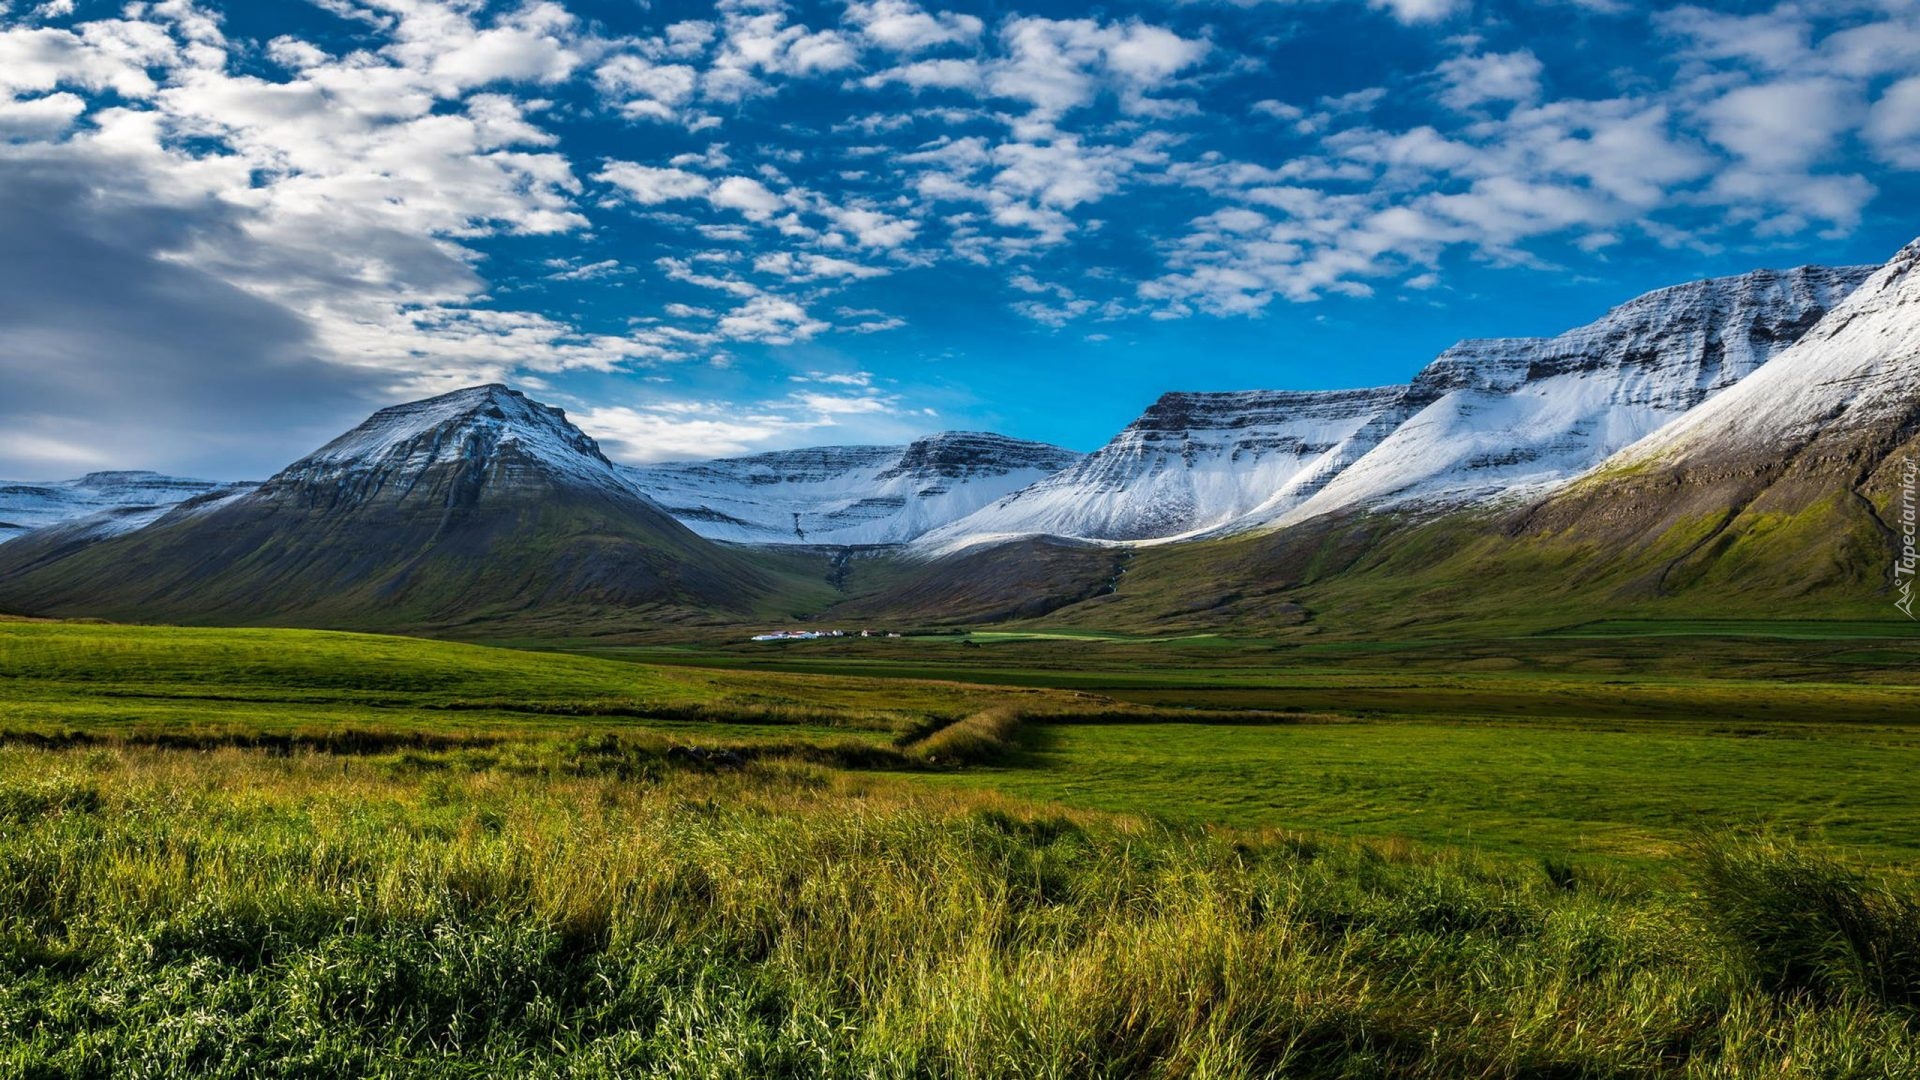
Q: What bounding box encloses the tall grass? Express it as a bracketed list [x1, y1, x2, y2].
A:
[907, 706, 1025, 765]
[2, 744, 1918, 1077]
[1693, 831, 1920, 1010]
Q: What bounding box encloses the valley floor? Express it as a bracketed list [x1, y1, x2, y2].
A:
[3, 617, 1919, 1075]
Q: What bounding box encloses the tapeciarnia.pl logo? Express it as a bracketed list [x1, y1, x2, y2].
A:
[1898, 457, 1918, 619]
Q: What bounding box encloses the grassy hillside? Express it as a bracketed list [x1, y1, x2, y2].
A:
[0, 486, 854, 638]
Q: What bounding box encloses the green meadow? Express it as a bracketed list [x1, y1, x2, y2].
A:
[4, 616, 1920, 1075]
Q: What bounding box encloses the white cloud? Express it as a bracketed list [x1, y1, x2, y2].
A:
[1369, 0, 1463, 24]
[596, 162, 713, 203]
[594, 53, 698, 121]
[1698, 77, 1860, 172]
[862, 57, 982, 91]
[387, 1, 584, 94]
[0, 21, 176, 98]
[824, 204, 919, 248]
[710, 174, 787, 220]
[792, 370, 876, 386]
[657, 255, 762, 297]
[0, 89, 84, 137]
[1251, 99, 1304, 121]
[577, 402, 823, 461]
[791, 390, 895, 414]
[704, 6, 860, 102]
[715, 295, 829, 343]
[1867, 74, 1920, 167]
[754, 251, 889, 279]
[988, 17, 1209, 118]
[578, 381, 914, 462]
[845, 0, 983, 53]
[544, 258, 627, 282]
[1657, 6, 1811, 73]
[1012, 297, 1096, 326]
[1437, 50, 1544, 110]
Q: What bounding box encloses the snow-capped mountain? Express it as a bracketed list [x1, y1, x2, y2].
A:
[625, 432, 1081, 546]
[925, 263, 1873, 551]
[263, 382, 636, 507]
[1493, 237, 1920, 607]
[1601, 245, 1920, 466]
[0, 471, 243, 544]
[1252, 264, 1875, 531]
[0, 384, 773, 627]
[916, 389, 1411, 548]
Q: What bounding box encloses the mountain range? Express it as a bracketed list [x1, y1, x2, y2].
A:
[919, 263, 1873, 550]
[623, 433, 1080, 546]
[0, 472, 244, 545]
[1, 238, 1915, 637]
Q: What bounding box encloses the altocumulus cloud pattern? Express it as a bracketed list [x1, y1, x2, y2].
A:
[1, 0, 1918, 478]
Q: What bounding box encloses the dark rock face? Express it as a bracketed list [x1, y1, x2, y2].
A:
[1415, 264, 1875, 409]
[877, 432, 1081, 481]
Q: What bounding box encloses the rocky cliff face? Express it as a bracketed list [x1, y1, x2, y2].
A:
[1252, 263, 1876, 531]
[917, 387, 1414, 547]
[1602, 246, 1920, 459]
[625, 432, 1081, 546]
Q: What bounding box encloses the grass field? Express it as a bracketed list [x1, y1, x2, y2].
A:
[930, 718, 1920, 862]
[0, 618, 1101, 749]
[4, 617, 1920, 1075]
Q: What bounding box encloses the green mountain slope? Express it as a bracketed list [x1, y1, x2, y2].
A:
[0, 386, 824, 632]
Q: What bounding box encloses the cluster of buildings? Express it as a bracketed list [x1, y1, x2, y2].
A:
[748, 629, 902, 642]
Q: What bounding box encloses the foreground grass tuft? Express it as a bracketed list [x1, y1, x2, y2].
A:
[1694, 830, 1920, 1011]
[907, 706, 1025, 765]
[2, 746, 1919, 1077]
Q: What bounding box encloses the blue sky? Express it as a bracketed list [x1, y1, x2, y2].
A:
[1, 0, 1918, 477]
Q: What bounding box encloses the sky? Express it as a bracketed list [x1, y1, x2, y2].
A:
[1, 0, 1918, 478]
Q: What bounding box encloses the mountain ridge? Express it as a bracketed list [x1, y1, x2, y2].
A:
[624, 431, 1080, 546]
[0, 471, 245, 545]
[923, 262, 1874, 553]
